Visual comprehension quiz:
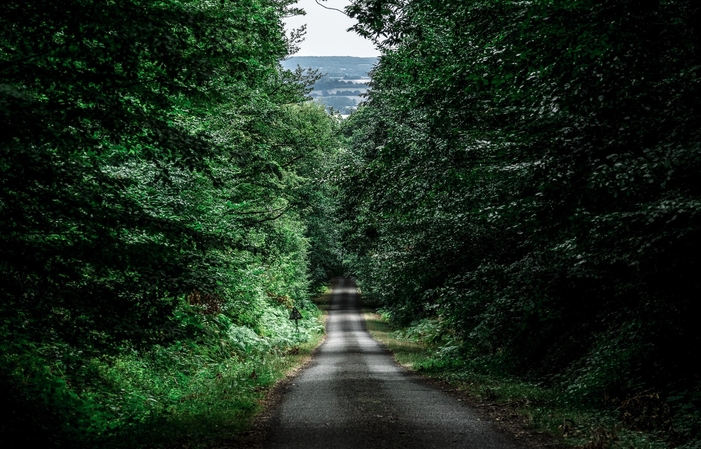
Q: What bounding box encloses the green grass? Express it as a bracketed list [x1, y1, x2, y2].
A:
[138, 291, 332, 448]
[363, 311, 429, 370]
[362, 311, 670, 449]
[31, 295, 331, 449]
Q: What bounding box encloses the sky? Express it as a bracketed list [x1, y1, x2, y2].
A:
[283, 0, 380, 57]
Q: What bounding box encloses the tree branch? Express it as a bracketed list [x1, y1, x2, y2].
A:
[314, 0, 347, 15]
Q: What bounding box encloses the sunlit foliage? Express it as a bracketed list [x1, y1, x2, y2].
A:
[0, 0, 341, 446]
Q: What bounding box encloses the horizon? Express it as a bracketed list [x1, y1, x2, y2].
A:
[285, 55, 378, 58]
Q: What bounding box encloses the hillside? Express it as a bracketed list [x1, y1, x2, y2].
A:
[281, 56, 378, 79]
[281, 56, 378, 114]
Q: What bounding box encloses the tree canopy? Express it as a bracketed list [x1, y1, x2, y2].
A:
[4, 0, 701, 446]
[1, 0, 342, 445]
[341, 0, 701, 444]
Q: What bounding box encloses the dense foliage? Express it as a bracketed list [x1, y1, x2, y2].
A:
[5, 0, 701, 445]
[0, 0, 341, 446]
[341, 0, 701, 444]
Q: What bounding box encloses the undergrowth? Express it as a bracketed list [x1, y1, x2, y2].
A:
[1, 294, 328, 448]
[363, 308, 694, 449]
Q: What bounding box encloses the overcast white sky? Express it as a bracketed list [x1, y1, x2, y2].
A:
[284, 0, 380, 57]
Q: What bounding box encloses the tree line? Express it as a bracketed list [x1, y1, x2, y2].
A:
[340, 0, 700, 446]
[0, 0, 342, 446]
[3, 0, 701, 446]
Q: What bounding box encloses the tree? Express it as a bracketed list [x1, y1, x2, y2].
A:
[342, 0, 701, 433]
[1, 0, 341, 445]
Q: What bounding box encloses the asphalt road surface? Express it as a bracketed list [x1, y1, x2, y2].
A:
[266, 278, 523, 449]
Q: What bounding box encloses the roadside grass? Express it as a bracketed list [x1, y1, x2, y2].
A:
[117, 336, 326, 448]
[362, 311, 428, 370]
[97, 293, 331, 449]
[312, 286, 333, 315]
[362, 309, 669, 449]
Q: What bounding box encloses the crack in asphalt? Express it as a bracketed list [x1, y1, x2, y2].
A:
[266, 278, 523, 449]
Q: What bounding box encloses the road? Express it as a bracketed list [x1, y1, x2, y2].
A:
[266, 278, 523, 449]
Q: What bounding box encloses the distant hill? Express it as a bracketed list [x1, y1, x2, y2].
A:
[281, 56, 378, 115]
[281, 56, 378, 79]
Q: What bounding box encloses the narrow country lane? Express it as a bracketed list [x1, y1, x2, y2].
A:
[266, 278, 523, 449]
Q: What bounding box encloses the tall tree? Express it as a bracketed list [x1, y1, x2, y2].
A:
[1, 0, 341, 444]
[342, 0, 701, 418]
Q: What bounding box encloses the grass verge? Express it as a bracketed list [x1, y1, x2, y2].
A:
[362, 309, 669, 449]
[103, 293, 331, 449]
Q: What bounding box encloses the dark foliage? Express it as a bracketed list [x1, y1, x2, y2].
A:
[341, 0, 701, 444]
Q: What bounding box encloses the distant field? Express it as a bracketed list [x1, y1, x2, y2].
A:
[281, 56, 378, 79]
[281, 56, 378, 115]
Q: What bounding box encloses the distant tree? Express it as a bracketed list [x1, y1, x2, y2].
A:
[335, 90, 362, 96]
